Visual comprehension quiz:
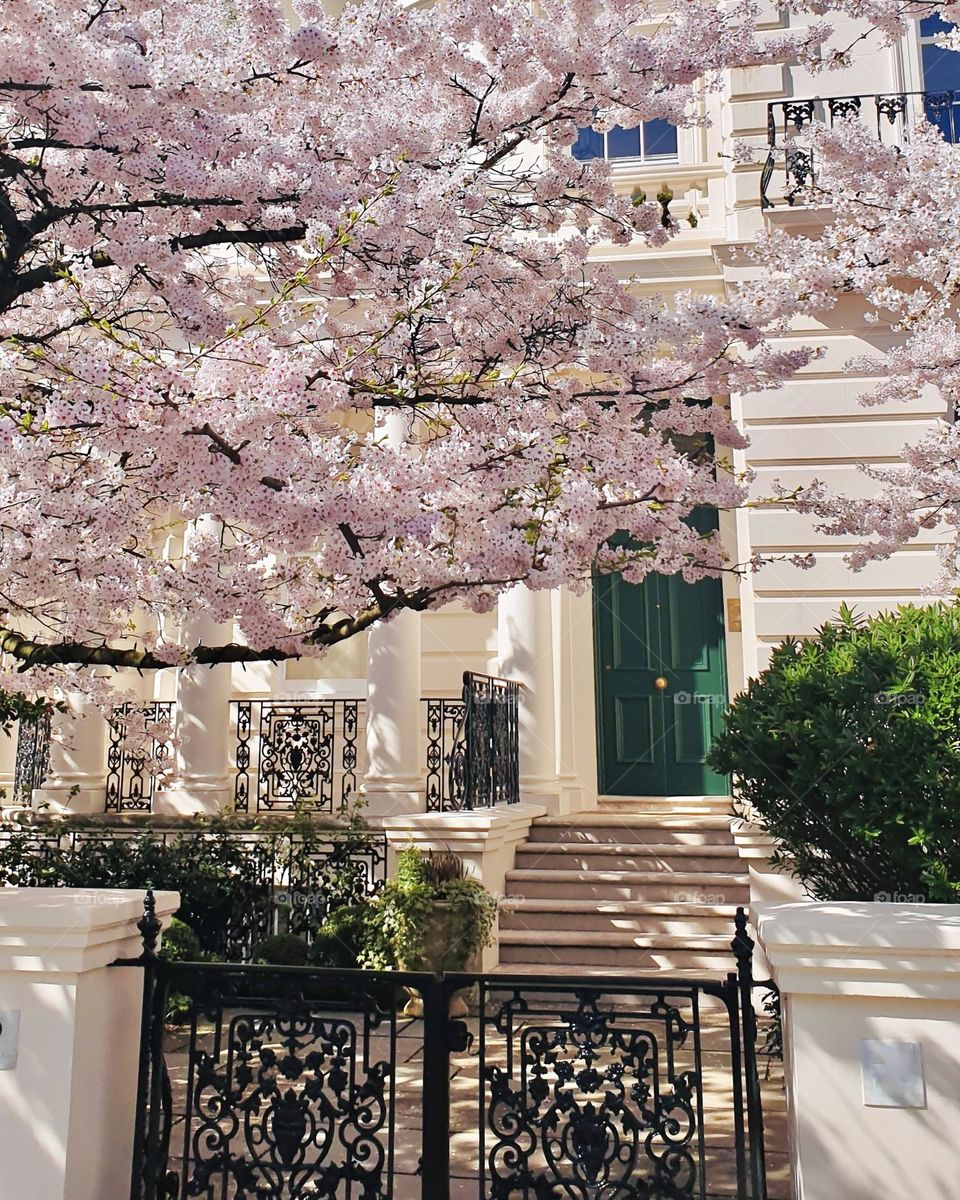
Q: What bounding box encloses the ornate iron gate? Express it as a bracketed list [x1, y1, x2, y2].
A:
[125, 901, 775, 1200]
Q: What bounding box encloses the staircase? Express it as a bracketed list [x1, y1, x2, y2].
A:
[494, 796, 791, 1197]
[497, 795, 750, 973]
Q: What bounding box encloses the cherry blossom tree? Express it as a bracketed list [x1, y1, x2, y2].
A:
[0, 0, 942, 707]
[747, 112, 960, 585]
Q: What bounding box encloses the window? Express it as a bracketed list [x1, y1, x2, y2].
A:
[572, 119, 678, 163]
[920, 14, 960, 142]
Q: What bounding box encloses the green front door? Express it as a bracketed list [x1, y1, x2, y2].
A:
[593, 535, 728, 796]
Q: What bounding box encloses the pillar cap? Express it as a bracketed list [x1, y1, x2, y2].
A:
[752, 900, 960, 999]
[382, 803, 547, 849]
[0, 888, 179, 975]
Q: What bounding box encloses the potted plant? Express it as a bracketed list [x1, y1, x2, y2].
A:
[359, 846, 497, 1014]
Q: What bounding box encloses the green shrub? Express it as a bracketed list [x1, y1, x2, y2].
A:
[709, 602, 960, 902]
[309, 904, 371, 969]
[251, 932, 309, 966]
[160, 917, 205, 962]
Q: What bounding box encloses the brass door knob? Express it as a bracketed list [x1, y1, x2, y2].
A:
[654, 676, 668, 690]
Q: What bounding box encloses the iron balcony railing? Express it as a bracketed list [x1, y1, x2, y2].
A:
[761, 88, 960, 207]
[458, 669, 521, 810]
[13, 672, 523, 815]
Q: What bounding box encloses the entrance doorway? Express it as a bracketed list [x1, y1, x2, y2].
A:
[593, 522, 728, 796]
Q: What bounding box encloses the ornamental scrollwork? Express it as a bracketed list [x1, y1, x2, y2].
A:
[483, 993, 701, 1200]
[183, 1010, 392, 1199]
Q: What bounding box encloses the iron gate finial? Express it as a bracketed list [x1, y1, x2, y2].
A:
[137, 886, 162, 961]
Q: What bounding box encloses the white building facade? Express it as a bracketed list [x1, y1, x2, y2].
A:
[2, 11, 957, 835]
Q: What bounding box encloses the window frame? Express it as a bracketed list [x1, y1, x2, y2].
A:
[572, 119, 680, 166]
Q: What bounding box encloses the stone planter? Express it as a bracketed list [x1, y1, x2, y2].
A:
[400, 899, 479, 1017]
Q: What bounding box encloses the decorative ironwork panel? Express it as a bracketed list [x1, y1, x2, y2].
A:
[876, 93, 908, 125]
[104, 702, 174, 812]
[781, 99, 815, 131]
[231, 700, 363, 814]
[827, 96, 862, 122]
[147, 965, 405, 1200]
[784, 147, 815, 203]
[423, 697, 467, 811]
[473, 976, 755, 1200]
[478, 987, 709, 1199]
[12, 710, 51, 803]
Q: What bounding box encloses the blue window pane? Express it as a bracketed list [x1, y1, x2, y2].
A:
[607, 125, 642, 158]
[921, 13, 954, 37]
[572, 126, 603, 161]
[922, 41, 960, 92]
[643, 119, 679, 158]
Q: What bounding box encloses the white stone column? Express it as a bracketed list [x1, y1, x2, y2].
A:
[363, 609, 424, 816]
[754, 900, 960, 1200]
[362, 410, 424, 817]
[33, 699, 108, 815]
[497, 583, 562, 810]
[0, 723, 18, 808]
[0, 888, 179, 1200]
[155, 518, 235, 816]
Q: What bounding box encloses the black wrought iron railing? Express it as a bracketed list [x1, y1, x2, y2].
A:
[458, 669, 521, 810]
[11, 702, 172, 812]
[11, 679, 522, 815]
[123, 897, 776, 1200]
[760, 89, 960, 207]
[423, 695, 466, 811]
[12, 709, 50, 804]
[231, 698, 362, 814]
[105, 702, 174, 812]
[0, 823, 387, 960]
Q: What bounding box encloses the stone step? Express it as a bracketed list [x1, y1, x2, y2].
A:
[500, 927, 733, 952]
[505, 868, 750, 904]
[528, 814, 735, 846]
[598, 795, 734, 815]
[513, 841, 743, 874]
[499, 898, 740, 936]
[497, 931, 745, 972]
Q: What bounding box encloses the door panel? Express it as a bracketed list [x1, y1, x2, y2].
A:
[614, 695, 658, 764]
[594, 536, 728, 796]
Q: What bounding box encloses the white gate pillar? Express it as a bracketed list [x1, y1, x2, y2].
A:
[0, 888, 178, 1200]
[497, 583, 562, 811]
[755, 900, 960, 1200]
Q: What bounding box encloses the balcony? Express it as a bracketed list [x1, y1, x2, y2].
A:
[760, 89, 960, 208]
